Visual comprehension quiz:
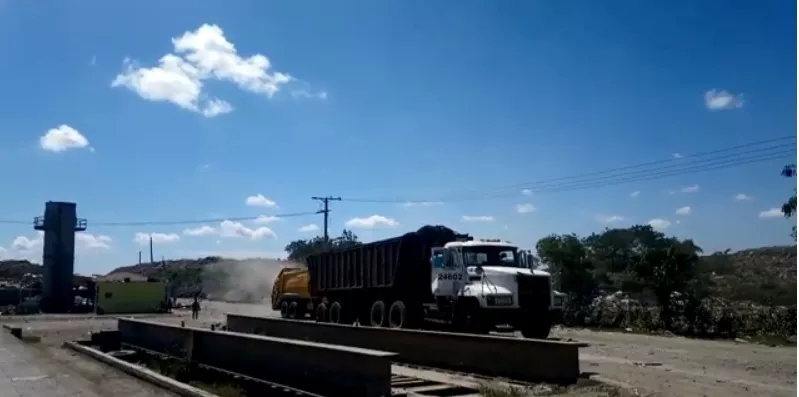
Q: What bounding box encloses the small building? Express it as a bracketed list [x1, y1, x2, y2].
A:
[92, 272, 167, 314]
[94, 272, 148, 283]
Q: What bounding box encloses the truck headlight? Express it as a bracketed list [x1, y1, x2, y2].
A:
[487, 295, 513, 306]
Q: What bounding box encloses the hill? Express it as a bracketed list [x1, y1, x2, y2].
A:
[700, 245, 796, 305]
[0, 259, 93, 286]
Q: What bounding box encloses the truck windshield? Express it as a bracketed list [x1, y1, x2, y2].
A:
[462, 246, 519, 267]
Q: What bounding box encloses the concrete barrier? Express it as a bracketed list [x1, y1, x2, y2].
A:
[226, 314, 586, 384]
[118, 318, 397, 397]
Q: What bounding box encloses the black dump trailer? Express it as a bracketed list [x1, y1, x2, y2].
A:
[306, 226, 463, 328]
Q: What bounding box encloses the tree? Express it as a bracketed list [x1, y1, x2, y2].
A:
[284, 229, 361, 262]
[634, 238, 701, 329]
[583, 225, 668, 293]
[536, 234, 597, 320]
[781, 165, 796, 240]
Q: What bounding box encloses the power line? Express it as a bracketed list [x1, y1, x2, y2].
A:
[347, 150, 793, 203]
[489, 135, 796, 192]
[0, 211, 320, 228]
[456, 147, 792, 200]
[91, 211, 319, 227]
[0, 220, 31, 225]
[340, 137, 796, 204]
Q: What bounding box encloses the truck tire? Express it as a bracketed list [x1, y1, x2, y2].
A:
[288, 302, 299, 319]
[454, 299, 490, 334]
[388, 300, 406, 328]
[520, 318, 552, 339]
[315, 303, 329, 323]
[329, 302, 343, 324]
[280, 301, 289, 318]
[369, 301, 386, 327]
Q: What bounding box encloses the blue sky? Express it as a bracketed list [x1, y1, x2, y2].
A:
[0, 0, 795, 275]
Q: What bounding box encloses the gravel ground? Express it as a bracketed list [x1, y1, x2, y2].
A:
[3, 301, 795, 397]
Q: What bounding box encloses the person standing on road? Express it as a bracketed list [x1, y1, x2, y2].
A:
[191, 297, 201, 320]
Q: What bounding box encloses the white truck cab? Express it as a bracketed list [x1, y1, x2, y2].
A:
[429, 238, 554, 338]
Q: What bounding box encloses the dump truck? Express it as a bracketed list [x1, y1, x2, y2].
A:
[270, 267, 312, 317]
[271, 226, 555, 339]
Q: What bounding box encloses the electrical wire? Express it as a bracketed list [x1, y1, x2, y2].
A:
[0, 211, 320, 228]
[350, 150, 793, 203]
[90, 211, 320, 227]
[0, 136, 794, 224]
[341, 136, 796, 204]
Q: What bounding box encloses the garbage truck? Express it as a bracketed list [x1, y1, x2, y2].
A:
[271, 225, 555, 338]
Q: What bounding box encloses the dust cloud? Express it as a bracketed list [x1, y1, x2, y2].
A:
[201, 257, 305, 313]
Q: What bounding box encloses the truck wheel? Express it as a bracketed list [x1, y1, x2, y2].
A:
[315, 303, 329, 322]
[280, 301, 289, 318]
[521, 318, 552, 339]
[288, 302, 298, 319]
[369, 301, 386, 327]
[388, 300, 406, 328]
[454, 300, 489, 334]
[329, 302, 343, 324]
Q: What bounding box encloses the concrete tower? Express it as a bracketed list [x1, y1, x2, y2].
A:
[34, 201, 87, 313]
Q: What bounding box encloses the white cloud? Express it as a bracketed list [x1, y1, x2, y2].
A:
[76, 233, 113, 250]
[705, 89, 744, 110]
[630, 191, 640, 198]
[298, 224, 320, 233]
[759, 208, 784, 219]
[253, 215, 280, 224]
[185, 249, 289, 260]
[2, 231, 110, 260]
[515, 203, 536, 214]
[291, 90, 328, 100]
[183, 225, 217, 236]
[134, 232, 180, 245]
[648, 218, 671, 230]
[734, 193, 753, 201]
[201, 98, 234, 117]
[345, 215, 399, 229]
[245, 194, 277, 208]
[675, 206, 692, 215]
[461, 215, 495, 222]
[111, 24, 310, 117]
[680, 185, 700, 193]
[597, 215, 625, 224]
[219, 220, 276, 239]
[402, 201, 443, 208]
[672, 153, 683, 159]
[39, 125, 91, 153]
[11, 235, 42, 251]
[521, 189, 533, 197]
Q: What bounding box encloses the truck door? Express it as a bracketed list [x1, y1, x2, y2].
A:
[430, 247, 446, 296]
[432, 247, 466, 298]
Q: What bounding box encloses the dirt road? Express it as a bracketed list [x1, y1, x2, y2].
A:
[5, 301, 796, 397]
[195, 301, 797, 397]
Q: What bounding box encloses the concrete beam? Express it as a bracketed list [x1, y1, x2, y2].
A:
[225, 314, 586, 384]
[118, 318, 396, 397]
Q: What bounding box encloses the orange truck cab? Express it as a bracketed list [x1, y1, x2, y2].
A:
[271, 267, 312, 318]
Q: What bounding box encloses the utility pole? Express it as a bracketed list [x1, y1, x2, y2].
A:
[312, 196, 341, 242]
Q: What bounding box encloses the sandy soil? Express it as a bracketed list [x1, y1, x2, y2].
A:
[3, 301, 795, 397]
